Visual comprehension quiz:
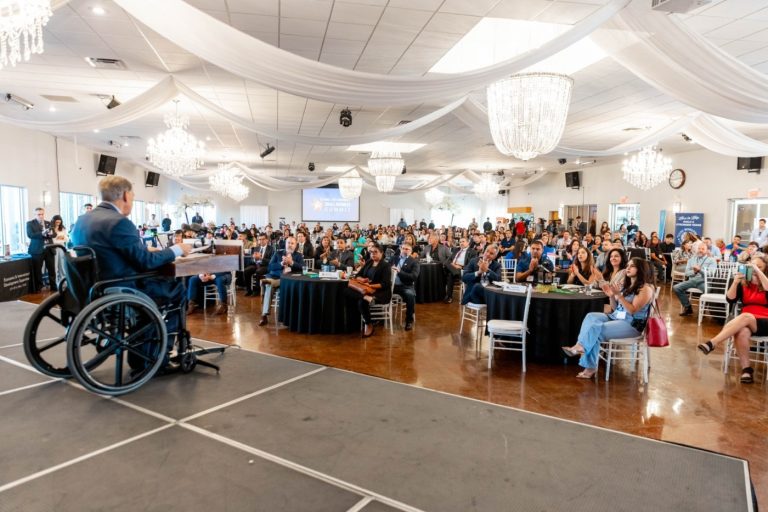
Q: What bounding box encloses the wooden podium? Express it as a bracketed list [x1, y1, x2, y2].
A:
[162, 242, 243, 278]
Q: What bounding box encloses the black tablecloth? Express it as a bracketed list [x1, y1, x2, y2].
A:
[484, 286, 608, 363]
[0, 256, 33, 301]
[278, 274, 359, 334]
[415, 262, 446, 303]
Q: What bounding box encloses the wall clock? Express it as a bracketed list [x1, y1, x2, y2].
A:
[669, 168, 686, 189]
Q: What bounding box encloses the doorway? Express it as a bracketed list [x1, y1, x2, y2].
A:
[610, 203, 640, 232]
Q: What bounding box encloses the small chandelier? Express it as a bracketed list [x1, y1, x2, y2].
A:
[338, 168, 362, 199]
[209, 163, 248, 201]
[0, 0, 51, 69]
[622, 145, 672, 191]
[147, 101, 205, 178]
[487, 72, 573, 161]
[227, 182, 249, 202]
[473, 174, 499, 201]
[367, 150, 403, 193]
[424, 188, 445, 206]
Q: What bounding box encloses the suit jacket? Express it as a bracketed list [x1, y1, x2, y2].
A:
[424, 243, 452, 269]
[461, 256, 501, 303]
[296, 242, 314, 260]
[251, 244, 274, 269]
[389, 254, 420, 287]
[357, 259, 392, 303]
[69, 202, 176, 280]
[336, 250, 355, 269]
[449, 246, 476, 268]
[27, 219, 52, 255]
[266, 249, 304, 278]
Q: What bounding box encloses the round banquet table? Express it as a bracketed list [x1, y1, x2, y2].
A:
[484, 285, 608, 363]
[277, 274, 359, 334]
[415, 262, 446, 303]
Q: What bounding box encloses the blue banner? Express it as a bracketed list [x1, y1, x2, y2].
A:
[675, 213, 704, 245]
[659, 210, 667, 239]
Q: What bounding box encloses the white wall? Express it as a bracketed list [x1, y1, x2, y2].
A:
[505, 147, 767, 239]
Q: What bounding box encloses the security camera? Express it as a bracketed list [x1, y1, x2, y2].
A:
[308, 162, 315, 172]
[339, 108, 352, 127]
[260, 144, 275, 159]
[558, 158, 567, 165]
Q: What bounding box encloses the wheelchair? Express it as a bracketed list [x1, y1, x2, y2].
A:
[23, 245, 229, 396]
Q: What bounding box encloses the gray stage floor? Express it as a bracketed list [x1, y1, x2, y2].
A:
[0, 301, 754, 511]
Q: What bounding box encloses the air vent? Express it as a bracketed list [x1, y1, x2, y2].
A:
[397, 120, 412, 125]
[85, 57, 127, 69]
[41, 94, 78, 103]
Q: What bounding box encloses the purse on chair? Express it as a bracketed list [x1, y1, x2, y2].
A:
[348, 279, 375, 296]
[646, 299, 669, 347]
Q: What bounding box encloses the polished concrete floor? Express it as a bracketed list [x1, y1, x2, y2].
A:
[18, 284, 768, 505]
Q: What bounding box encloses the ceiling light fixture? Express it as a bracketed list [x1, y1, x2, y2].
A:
[473, 174, 500, 201]
[209, 162, 248, 201]
[622, 145, 672, 191]
[367, 150, 404, 193]
[339, 108, 352, 127]
[338, 168, 363, 199]
[146, 100, 205, 178]
[0, 0, 51, 69]
[91, 6, 105, 15]
[487, 72, 573, 161]
[424, 188, 445, 206]
[106, 95, 121, 109]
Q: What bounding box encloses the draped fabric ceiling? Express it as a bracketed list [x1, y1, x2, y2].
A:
[4, 0, 768, 193]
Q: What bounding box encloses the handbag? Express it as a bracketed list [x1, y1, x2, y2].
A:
[645, 299, 669, 347]
[348, 278, 375, 296]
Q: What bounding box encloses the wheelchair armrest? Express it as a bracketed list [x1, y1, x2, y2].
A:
[89, 271, 162, 301]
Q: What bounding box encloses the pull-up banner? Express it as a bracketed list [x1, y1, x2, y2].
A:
[674, 213, 704, 245]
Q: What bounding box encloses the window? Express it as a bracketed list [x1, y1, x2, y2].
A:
[240, 205, 268, 229]
[130, 200, 146, 226]
[729, 198, 768, 240]
[59, 192, 96, 230]
[0, 185, 29, 254]
[610, 203, 640, 231]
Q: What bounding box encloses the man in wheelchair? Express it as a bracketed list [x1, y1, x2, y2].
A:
[70, 176, 192, 372]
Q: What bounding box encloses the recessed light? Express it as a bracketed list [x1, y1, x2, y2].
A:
[206, 136, 211, 141]
[91, 6, 106, 15]
[48, 106, 56, 112]
[93, 129, 100, 133]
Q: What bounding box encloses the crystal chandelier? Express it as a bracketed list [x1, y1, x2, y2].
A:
[227, 182, 249, 202]
[209, 163, 248, 201]
[367, 150, 403, 192]
[487, 72, 573, 161]
[622, 146, 672, 191]
[147, 101, 205, 178]
[424, 188, 445, 206]
[473, 174, 499, 201]
[0, 1, 51, 69]
[338, 169, 362, 199]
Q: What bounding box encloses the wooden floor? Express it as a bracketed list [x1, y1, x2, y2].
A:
[22, 285, 768, 504]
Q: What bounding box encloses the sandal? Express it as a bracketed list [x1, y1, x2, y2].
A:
[740, 367, 754, 384]
[697, 341, 714, 355]
[576, 369, 596, 379]
[562, 345, 585, 357]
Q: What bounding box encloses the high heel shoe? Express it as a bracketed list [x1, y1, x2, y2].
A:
[362, 323, 374, 338]
[576, 369, 596, 379]
[562, 345, 584, 358]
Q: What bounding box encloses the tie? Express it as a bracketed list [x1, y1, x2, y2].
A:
[453, 249, 464, 264]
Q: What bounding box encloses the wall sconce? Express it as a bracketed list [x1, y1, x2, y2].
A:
[672, 201, 682, 213]
[41, 190, 51, 207]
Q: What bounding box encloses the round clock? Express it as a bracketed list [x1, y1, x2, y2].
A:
[669, 168, 686, 189]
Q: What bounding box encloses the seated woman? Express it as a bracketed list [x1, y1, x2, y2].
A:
[567, 247, 600, 286]
[564, 239, 581, 263]
[602, 248, 627, 288]
[344, 242, 392, 337]
[671, 239, 693, 273]
[697, 255, 768, 383]
[315, 236, 336, 267]
[563, 258, 655, 378]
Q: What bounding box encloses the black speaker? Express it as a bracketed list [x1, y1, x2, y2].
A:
[737, 156, 763, 171]
[96, 155, 117, 175]
[145, 171, 160, 187]
[565, 171, 580, 188]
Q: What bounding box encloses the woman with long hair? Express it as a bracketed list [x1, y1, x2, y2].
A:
[563, 257, 655, 378]
[600, 221, 611, 237]
[565, 239, 581, 262]
[697, 255, 768, 383]
[344, 242, 392, 337]
[567, 246, 599, 286]
[602, 247, 627, 287]
[50, 214, 69, 286]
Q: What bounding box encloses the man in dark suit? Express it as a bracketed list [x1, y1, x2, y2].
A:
[334, 238, 355, 269]
[390, 242, 420, 330]
[258, 236, 303, 326]
[70, 177, 191, 366]
[461, 245, 501, 305]
[191, 211, 204, 224]
[483, 217, 493, 232]
[26, 207, 56, 292]
[243, 233, 274, 296]
[445, 237, 476, 303]
[575, 216, 587, 237]
[295, 231, 314, 261]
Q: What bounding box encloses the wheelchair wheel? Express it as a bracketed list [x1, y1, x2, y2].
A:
[66, 293, 167, 396]
[23, 291, 74, 378]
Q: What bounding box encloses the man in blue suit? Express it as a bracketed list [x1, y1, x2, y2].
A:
[461, 244, 501, 305]
[71, 176, 191, 350]
[390, 242, 420, 331]
[258, 235, 303, 326]
[26, 207, 55, 292]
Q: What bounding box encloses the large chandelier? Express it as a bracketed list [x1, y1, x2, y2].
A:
[424, 188, 445, 206]
[622, 146, 672, 191]
[338, 169, 362, 199]
[0, 1, 51, 69]
[227, 182, 249, 202]
[209, 163, 248, 201]
[487, 72, 573, 161]
[147, 101, 205, 178]
[367, 150, 403, 193]
[473, 174, 500, 201]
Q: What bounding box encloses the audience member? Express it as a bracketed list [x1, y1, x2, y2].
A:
[461, 244, 501, 305]
[673, 241, 716, 316]
[26, 207, 55, 292]
[567, 247, 600, 286]
[187, 272, 231, 315]
[258, 236, 303, 326]
[391, 242, 420, 330]
[344, 242, 392, 337]
[514, 240, 553, 283]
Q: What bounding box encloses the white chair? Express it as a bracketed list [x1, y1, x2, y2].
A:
[459, 281, 487, 357]
[202, 271, 237, 312]
[698, 267, 732, 325]
[669, 268, 685, 293]
[501, 258, 517, 283]
[368, 268, 398, 334]
[486, 285, 532, 371]
[717, 261, 739, 273]
[723, 336, 768, 381]
[597, 287, 659, 383]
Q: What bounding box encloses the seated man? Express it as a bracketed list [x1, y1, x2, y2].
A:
[461, 244, 501, 305]
[444, 237, 475, 304]
[390, 242, 420, 330]
[187, 272, 232, 315]
[333, 238, 355, 269]
[70, 176, 190, 364]
[258, 236, 303, 326]
[243, 233, 274, 296]
[514, 240, 554, 283]
[673, 241, 716, 316]
[659, 233, 676, 279]
[726, 235, 744, 261]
